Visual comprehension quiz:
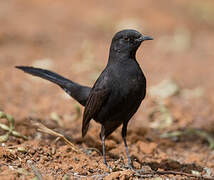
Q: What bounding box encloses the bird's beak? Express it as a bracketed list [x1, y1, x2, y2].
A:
[137, 35, 153, 42]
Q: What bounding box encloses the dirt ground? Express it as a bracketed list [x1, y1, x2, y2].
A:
[1, 0, 214, 179]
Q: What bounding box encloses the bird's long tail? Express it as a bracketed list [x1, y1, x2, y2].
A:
[16, 66, 72, 86]
[16, 66, 91, 106]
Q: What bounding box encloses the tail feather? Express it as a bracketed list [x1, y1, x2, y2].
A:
[15, 66, 71, 87]
[16, 66, 91, 106]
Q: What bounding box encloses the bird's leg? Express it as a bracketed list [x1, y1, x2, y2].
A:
[122, 123, 133, 169]
[100, 126, 113, 171]
[100, 126, 114, 173]
[122, 136, 133, 168]
[100, 125, 107, 165]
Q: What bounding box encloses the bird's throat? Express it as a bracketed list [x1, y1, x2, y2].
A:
[108, 49, 137, 63]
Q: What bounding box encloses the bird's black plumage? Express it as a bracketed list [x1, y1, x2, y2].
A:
[16, 29, 153, 168]
[15, 66, 91, 106]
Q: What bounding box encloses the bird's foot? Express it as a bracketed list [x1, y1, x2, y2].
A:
[125, 164, 148, 177]
[123, 161, 135, 170]
[124, 162, 151, 175]
[103, 158, 113, 172]
[104, 162, 113, 172]
[128, 161, 135, 170]
[134, 167, 146, 173]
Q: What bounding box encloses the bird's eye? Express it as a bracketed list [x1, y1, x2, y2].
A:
[124, 37, 130, 41]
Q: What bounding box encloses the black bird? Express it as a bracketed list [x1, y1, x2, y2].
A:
[16, 29, 153, 168]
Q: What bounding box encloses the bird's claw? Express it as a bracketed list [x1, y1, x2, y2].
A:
[123, 161, 135, 170]
[128, 161, 134, 170]
[104, 162, 113, 172]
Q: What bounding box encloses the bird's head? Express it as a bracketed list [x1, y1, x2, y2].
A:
[110, 29, 153, 58]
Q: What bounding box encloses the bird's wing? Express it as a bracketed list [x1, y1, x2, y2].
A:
[82, 87, 110, 137]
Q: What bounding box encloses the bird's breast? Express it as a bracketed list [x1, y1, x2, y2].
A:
[111, 69, 146, 103]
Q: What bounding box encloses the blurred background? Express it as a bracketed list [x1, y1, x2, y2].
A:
[1, 0, 214, 178]
[1, 0, 214, 128]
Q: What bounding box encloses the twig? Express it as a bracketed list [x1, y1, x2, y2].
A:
[69, 169, 214, 180]
[135, 170, 214, 180]
[27, 160, 43, 180]
[32, 121, 80, 153]
[156, 170, 213, 180]
[70, 172, 109, 179]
